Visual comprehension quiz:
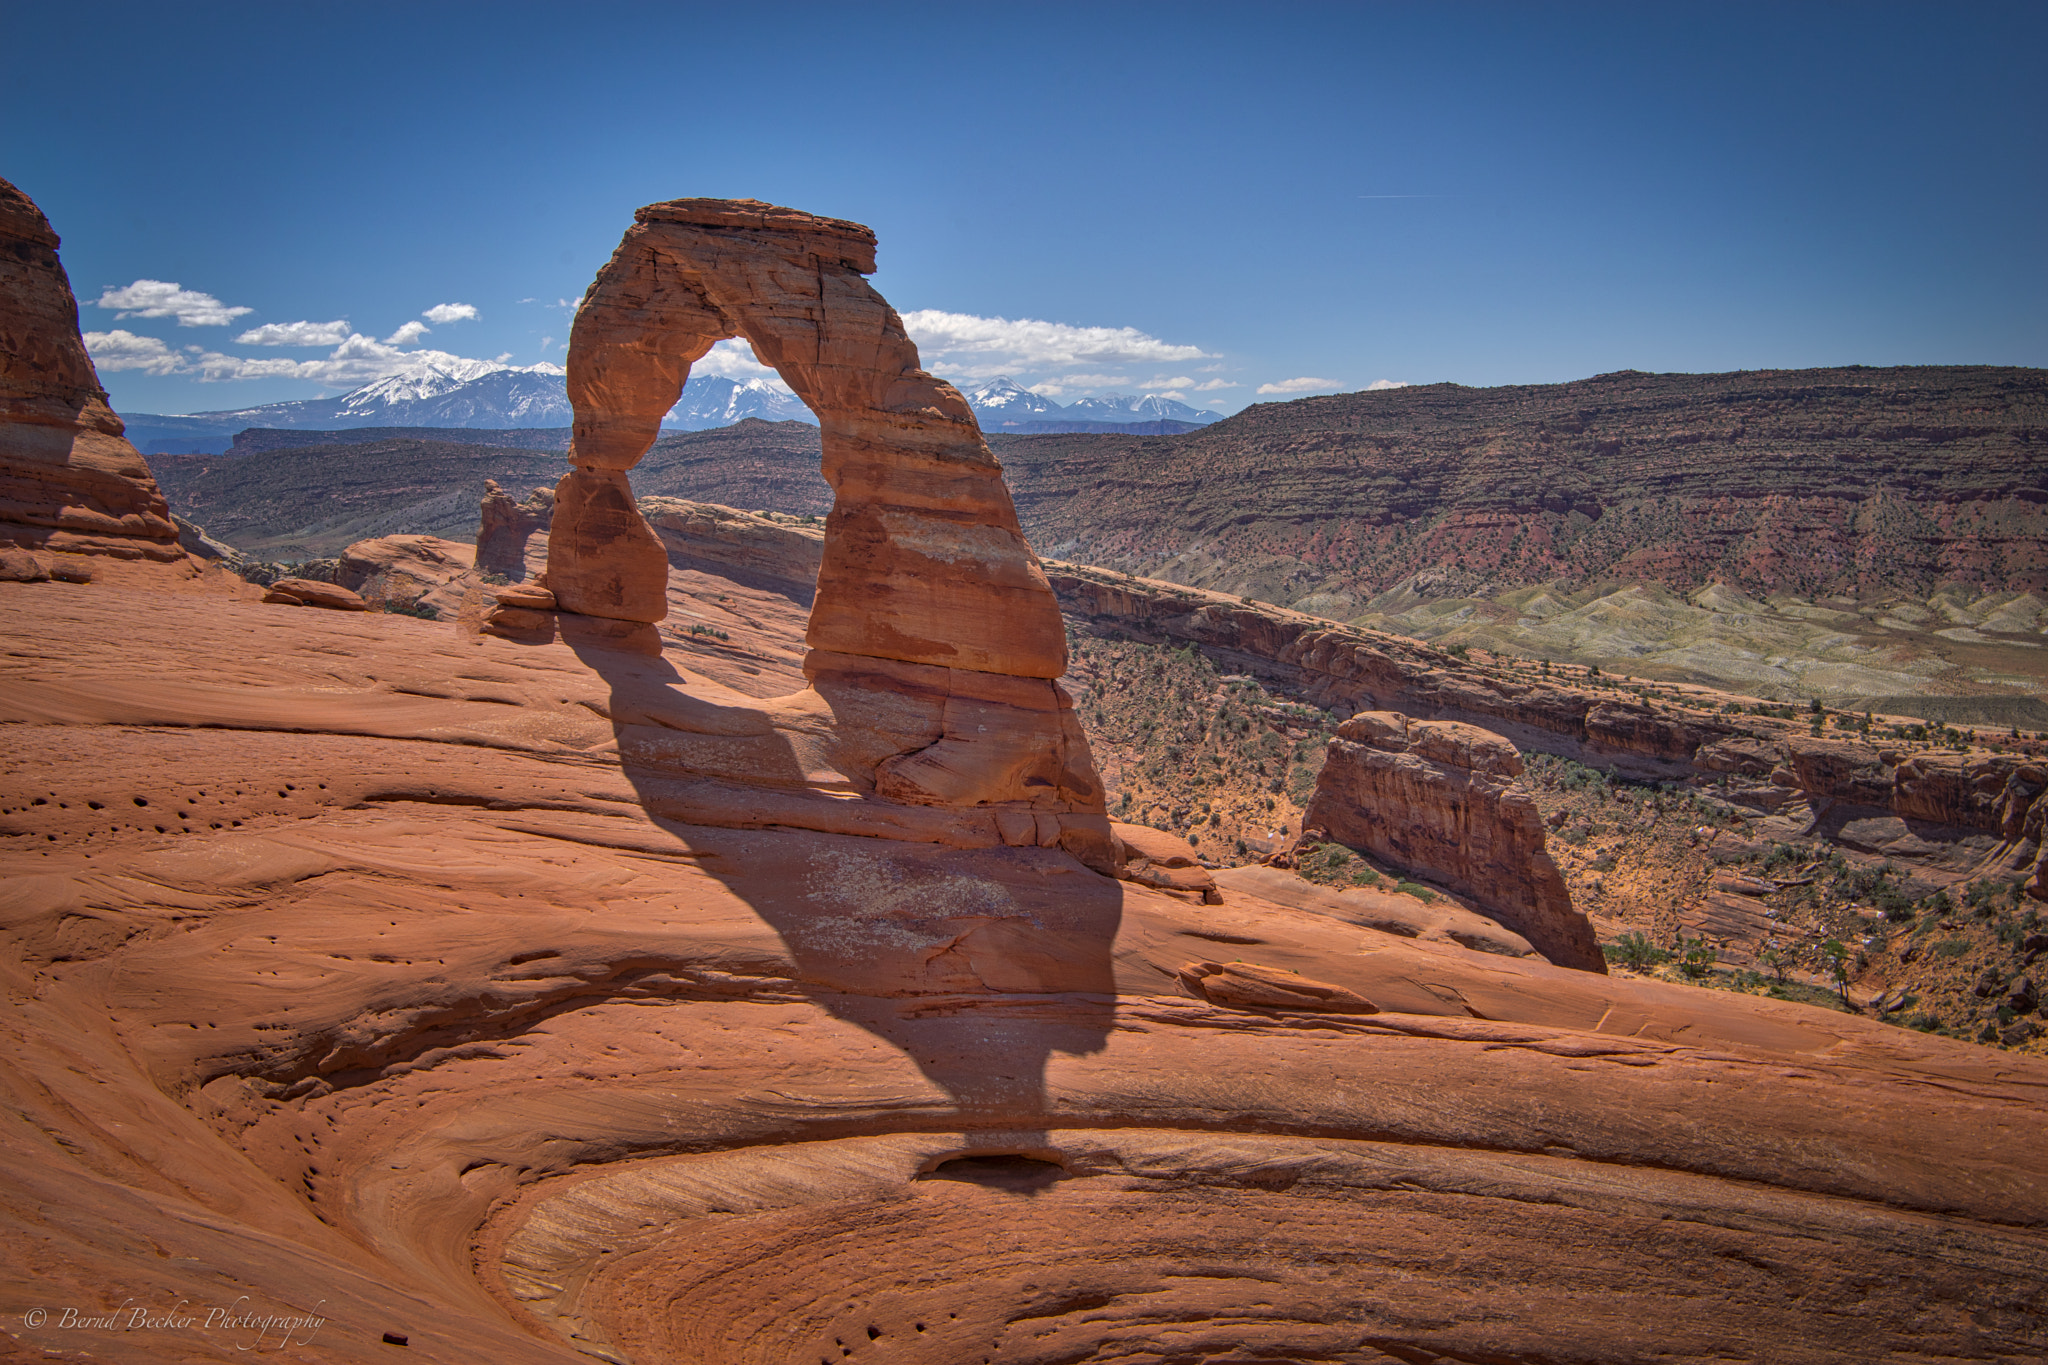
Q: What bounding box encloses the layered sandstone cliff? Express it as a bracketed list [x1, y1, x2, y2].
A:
[0, 176, 180, 561]
[1001, 365, 2048, 604]
[1303, 710, 1602, 971]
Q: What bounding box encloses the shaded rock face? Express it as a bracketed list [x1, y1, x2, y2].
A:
[0, 177, 181, 561]
[1303, 710, 1604, 972]
[476, 478, 553, 579]
[523, 198, 1113, 870]
[549, 466, 670, 622]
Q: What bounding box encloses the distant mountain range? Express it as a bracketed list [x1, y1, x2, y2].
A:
[119, 356, 814, 454]
[119, 360, 1222, 455]
[962, 377, 1224, 432]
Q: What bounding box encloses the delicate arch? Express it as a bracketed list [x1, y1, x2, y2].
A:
[549, 198, 1066, 680]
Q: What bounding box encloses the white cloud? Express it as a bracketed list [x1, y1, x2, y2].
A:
[235, 319, 351, 347]
[1029, 374, 1134, 398]
[900, 309, 1210, 384]
[94, 279, 252, 327]
[1257, 376, 1340, 394]
[422, 302, 478, 324]
[83, 330, 186, 375]
[183, 332, 514, 386]
[1139, 375, 1197, 391]
[1191, 378, 1239, 391]
[382, 320, 431, 346]
[1366, 379, 1410, 390]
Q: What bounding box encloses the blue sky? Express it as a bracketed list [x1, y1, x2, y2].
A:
[4, 1, 2042, 418]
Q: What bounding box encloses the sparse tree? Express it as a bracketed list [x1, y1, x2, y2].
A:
[1821, 940, 1852, 1006]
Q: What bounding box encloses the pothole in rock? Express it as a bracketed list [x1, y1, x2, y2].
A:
[478, 1128, 2036, 1365]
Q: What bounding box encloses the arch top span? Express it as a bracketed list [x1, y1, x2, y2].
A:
[549, 196, 1065, 679]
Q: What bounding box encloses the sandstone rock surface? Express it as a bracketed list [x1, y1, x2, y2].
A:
[3, 577, 2048, 1362]
[0, 176, 182, 561]
[1304, 710, 1603, 971]
[1213, 862, 1538, 958]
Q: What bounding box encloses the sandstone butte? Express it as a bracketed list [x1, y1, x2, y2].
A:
[1303, 710, 1600, 972]
[0, 189, 2045, 1364]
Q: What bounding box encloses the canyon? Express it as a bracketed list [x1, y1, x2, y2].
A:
[140, 363, 2048, 714]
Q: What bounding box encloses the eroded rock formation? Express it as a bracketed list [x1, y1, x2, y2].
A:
[1303, 710, 1602, 971]
[0, 176, 181, 561]
[508, 199, 1113, 869]
[476, 479, 554, 579]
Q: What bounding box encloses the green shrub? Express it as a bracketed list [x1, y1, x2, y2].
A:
[1604, 932, 1670, 973]
[1393, 881, 1436, 903]
[1675, 935, 1718, 981]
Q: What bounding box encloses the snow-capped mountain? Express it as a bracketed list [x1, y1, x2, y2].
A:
[169, 356, 574, 433]
[961, 376, 1065, 417]
[122, 358, 818, 453]
[957, 376, 1223, 431]
[332, 355, 517, 415]
[120, 360, 1217, 455]
[1061, 393, 1222, 424]
[664, 376, 816, 430]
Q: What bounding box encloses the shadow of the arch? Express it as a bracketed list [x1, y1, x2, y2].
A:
[556, 619, 1122, 1123]
[533, 197, 1122, 1122]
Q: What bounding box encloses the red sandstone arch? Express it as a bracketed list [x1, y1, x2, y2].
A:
[549, 198, 1065, 681]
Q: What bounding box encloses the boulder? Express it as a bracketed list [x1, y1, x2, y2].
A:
[263, 577, 368, 611]
[1303, 710, 1603, 972]
[493, 585, 557, 611]
[0, 548, 49, 582]
[335, 534, 475, 597]
[0, 176, 182, 562]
